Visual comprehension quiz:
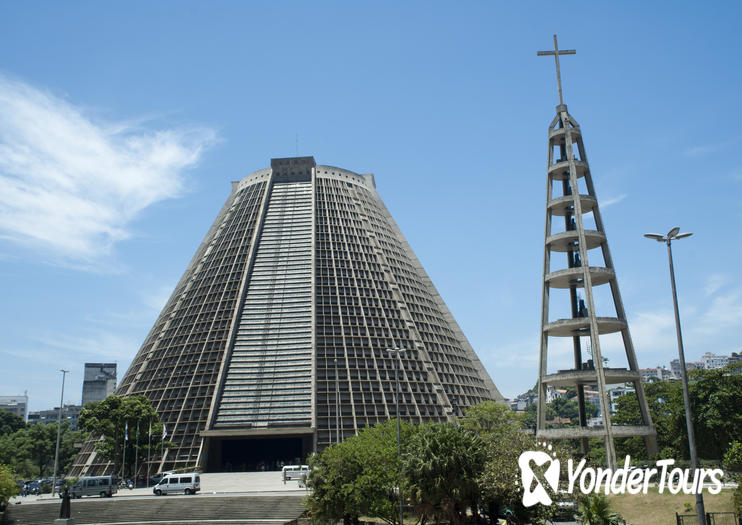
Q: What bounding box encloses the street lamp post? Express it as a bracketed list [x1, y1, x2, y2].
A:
[644, 227, 704, 525]
[386, 347, 406, 525]
[52, 369, 69, 497]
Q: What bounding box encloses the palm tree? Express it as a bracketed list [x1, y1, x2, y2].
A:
[577, 494, 622, 525]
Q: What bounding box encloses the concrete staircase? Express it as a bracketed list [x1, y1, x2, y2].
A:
[1, 494, 306, 525]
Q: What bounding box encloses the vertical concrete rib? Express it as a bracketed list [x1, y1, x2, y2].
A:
[310, 166, 318, 451]
[537, 117, 556, 433]
[562, 106, 617, 469]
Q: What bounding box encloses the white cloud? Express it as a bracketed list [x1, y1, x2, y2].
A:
[486, 333, 577, 398]
[629, 283, 742, 362]
[0, 73, 217, 267]
[626, 309, 676, 356]
[695, 289, 742, 336]
[600, 193, 627, 209]
[704, 274, 729, 296]
[683, 138, 738, 157]
[1, 328, 136, 386]
[30, 329, 139, 363]
[140, 284, 177, 315]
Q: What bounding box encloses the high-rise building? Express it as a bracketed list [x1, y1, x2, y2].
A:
[71, 156, 502, 476]
[81, 363, 117, 406]
[700, 352, 730, 370]
[670, 358, 682, 378]
[0, 394, 28, 421]
[28, 404, 83, 430]
[640, 366, 674, 382]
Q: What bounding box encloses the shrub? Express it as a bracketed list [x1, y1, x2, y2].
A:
[0, 463, 20, 511]
[577, 493, 623, 525]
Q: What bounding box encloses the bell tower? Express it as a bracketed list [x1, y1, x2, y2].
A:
[536, 35, 658, 468]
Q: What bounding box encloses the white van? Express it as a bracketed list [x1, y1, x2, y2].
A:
[69, 475, 117, 498]
[153, 473, 200, 495]
[281, 465, 310, 484]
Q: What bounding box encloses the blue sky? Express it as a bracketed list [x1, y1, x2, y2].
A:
[1, 2, 740, 411]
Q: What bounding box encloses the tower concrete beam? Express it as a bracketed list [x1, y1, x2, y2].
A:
[545, 266, 614, 288]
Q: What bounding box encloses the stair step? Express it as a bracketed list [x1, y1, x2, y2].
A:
[2, 495, 305, 525]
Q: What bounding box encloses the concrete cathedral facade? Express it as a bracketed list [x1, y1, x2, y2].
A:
[71, 156, 502, 476]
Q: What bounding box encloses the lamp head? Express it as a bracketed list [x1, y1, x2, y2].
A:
[644, 233, 666, 242]
[667, 227, 680, 238]
[675, 232, 693, 240]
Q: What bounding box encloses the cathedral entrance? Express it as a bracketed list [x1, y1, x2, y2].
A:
[204, 434, 313, 472]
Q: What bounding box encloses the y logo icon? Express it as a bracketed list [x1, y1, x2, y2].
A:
[518, 450, 560, 507]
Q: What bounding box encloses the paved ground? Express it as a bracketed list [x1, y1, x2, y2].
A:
[10, 472, 308, 505]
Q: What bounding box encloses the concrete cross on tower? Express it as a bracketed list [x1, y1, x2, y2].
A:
[537, 34, 576, 106]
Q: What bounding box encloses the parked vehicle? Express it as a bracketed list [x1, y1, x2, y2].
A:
[118, 478, 134, 490]
[281, 465, 310, 484]
[553, 491, 578, 521]
[150, 471, 174, 486]
[24, 481, 41, 495]
[67, 475, 117, 498]
[153, 473, 200, 496]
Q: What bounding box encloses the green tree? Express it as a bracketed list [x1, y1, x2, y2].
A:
[585, 400, 599, 419]
[576, 494, 622, 525]
[723, 441, 742, 473]
[0, 422, 84, 479]
[467, 402, 567, 524]
[520, 402, 538, 429]
[613, 369, 742, 461]
[305, 419, 416, 525]
[613, 380, 679, 459]
[547, 397, 598, 426]
[60, 425, 86, 474]
[691, 368, 742, 460]
[550, 397, 579, 421]
[462, 400, 521, 433]
[402, 423, 485, 525]
[521, 401, 557, 428]
[519, 397, 598, 430]
[732, 476, 742, 516]
[24, 423, 58, 477]
[477, 420, 539, 523]
[0, 411, 25, 437]
[306, 439, 365, 524]
[78, 395, 170, 478]
[0, 463, 20, 511]
[0, 431, 34, 479]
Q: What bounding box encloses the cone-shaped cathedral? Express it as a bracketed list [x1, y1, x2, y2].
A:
[71, 156, 503, 476]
